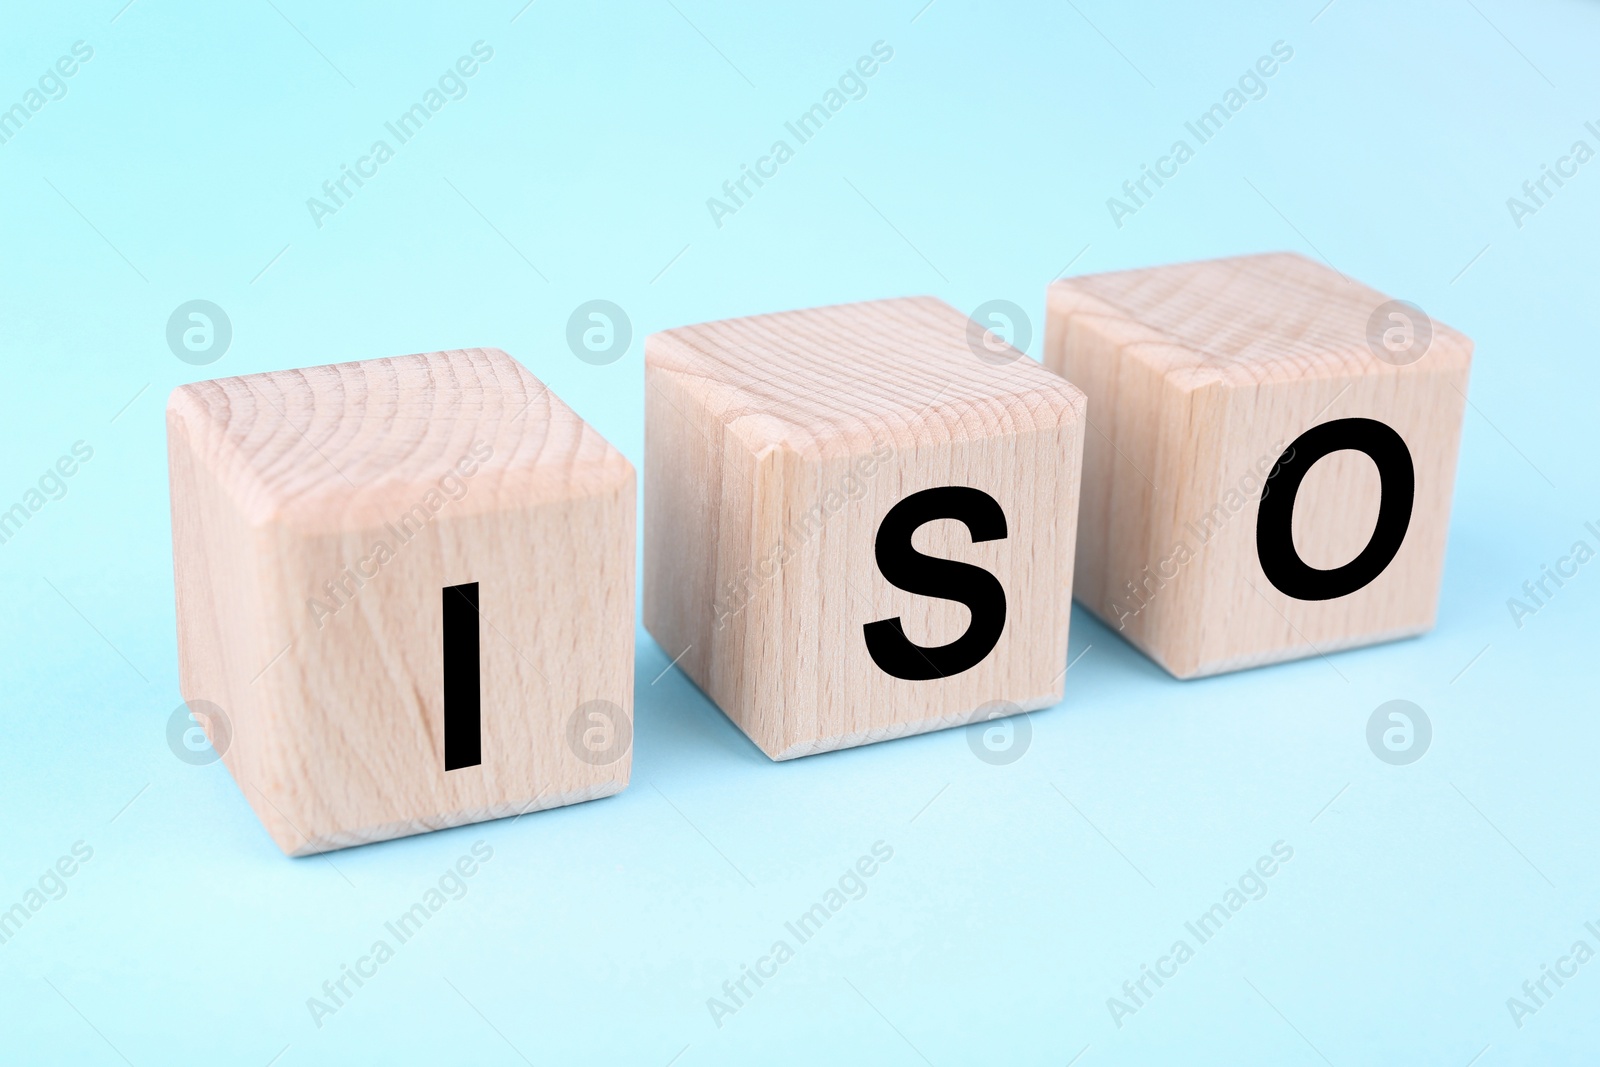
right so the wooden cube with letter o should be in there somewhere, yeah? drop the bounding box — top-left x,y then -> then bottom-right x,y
1046,253 -> 1472,678
644,297 -> 1087,759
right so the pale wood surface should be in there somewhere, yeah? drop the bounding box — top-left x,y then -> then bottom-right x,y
645,297 -> 1087,759
1046,252 -> 1472,678
168,348 -> 634,854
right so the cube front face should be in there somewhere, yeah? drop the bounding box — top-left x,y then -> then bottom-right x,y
645,298 -> 1086,759
1047,253 -> 1472,678
712,422 -> 1083,759
169,349 -> 634,855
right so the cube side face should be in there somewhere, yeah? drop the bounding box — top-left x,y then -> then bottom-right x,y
169,412 -> 281,807
255,477 -> 634,854
751,418 -> 1085,758
1047,308 -> 1217,673
1050,284 -> 1471,678
642,360 -> 769,746
1046,309 -> 1119,614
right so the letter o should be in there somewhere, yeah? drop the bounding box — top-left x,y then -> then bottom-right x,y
1255,418 -> 1414,601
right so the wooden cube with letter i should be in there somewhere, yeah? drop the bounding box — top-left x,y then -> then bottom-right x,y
644,297 -> 1087,759
166,348 -> 635,854
1045,252 -> 1473,678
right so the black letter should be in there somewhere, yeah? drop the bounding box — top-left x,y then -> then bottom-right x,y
1256,418 -> 1414,601
863,487 -> 1007,680
442,582 -> 482,769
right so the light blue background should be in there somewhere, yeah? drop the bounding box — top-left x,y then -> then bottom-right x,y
2,1 -> 1596,1063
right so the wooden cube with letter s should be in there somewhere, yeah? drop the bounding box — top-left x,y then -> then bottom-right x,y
166,348 -> 635,854
1045,253 -> 1473,678
644,297 -> 1088,759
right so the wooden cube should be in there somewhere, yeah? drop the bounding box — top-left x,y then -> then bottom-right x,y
167,348 -> 635,855
644,297 -> 1087,759
1045,253 -> 1472,678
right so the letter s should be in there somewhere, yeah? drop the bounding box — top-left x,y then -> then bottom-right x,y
863,486 -> 1006,680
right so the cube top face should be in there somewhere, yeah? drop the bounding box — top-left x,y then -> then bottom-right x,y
168,348 -> 634,854
167,347 -> 629,533
646,299 -> 1088,760
648,296 -> 1087,459
1046,254 -> 1473,679
1047,252 -> 1473,390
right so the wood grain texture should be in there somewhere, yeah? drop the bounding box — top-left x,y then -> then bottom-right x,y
645,297 -> 1087,759
1045,252 -> 1472,678
167,348 -> 634,855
